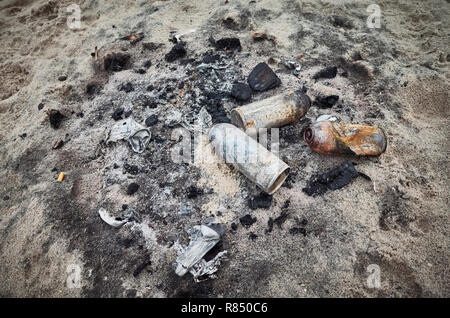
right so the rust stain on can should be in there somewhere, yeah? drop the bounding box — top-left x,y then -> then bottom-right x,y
304,120 -> 387,156
231,90 -> 311,130
246,120 -> 255,128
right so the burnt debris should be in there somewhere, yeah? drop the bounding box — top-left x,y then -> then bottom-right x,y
248,192 -> 273,210
265,217 -> 274,234
202,51 -> 220,64
274,210 -> 289,229
313,66 -> 337,80
249,232 -> 258,241
239,214 -> 257,228
231,83 -> 252,101
302,161 -> 360,196
112,108 -> 124,121
315,95 -> 339,108
134,68 -> 146,74
186,185 -> 204,199
145,115 -> 158,127
199,91 -> 230,123
230,222 -> 238,234
48,110 -> 64,129
119,82 -> 134,93
86,82 -> 102,96
289,227 -> 307,236
104,52 -> 131,72
213,37 -> 242,52
247,62 -> 281,91
126,183 -> 140,195
165,43 -> 187,62
124,164 -> 139,175
121,33 -> 145,45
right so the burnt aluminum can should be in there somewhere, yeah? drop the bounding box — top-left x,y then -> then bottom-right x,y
209,123 -> 290,194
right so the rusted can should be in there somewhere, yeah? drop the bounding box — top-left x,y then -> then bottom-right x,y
209,123 -> 290,194
230,90 -> 310,130
304,120 -> 387,156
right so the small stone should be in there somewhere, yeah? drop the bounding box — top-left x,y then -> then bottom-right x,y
231,83 -> 252,101
249,232 -> 258,241
38,103 -> 44,111
145,115 -> 158,127
58,75 -> 67,81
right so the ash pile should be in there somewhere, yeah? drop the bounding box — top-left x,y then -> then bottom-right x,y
51,24 -> 386,288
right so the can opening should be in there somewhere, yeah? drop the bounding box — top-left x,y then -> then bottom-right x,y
267,167 -> 290,194
304,127 -> 314,143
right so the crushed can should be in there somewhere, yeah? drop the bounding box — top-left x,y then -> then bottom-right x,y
304,120 -> 387,156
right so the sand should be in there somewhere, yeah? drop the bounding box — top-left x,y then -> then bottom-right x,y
0,0 -> 448,297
